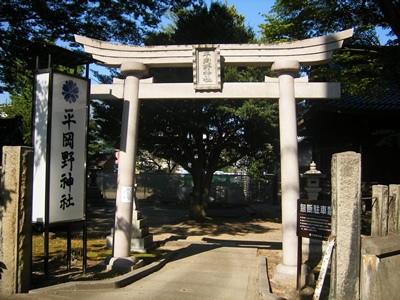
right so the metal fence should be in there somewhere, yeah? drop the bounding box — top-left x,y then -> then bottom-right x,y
96,172 -> 278,205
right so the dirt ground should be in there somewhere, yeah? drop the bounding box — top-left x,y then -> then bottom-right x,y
32,198 -> 330,299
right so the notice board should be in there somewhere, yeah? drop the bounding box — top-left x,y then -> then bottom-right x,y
297,199 -> 332,241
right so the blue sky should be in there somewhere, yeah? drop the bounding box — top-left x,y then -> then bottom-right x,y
204,0 -> 390,43
217,0 -> 275,38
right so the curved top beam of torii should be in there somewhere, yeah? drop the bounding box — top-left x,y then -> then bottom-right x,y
75,28 -> 353,68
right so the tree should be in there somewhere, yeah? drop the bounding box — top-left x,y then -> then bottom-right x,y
0,63 -> 33,144
259,0 -> 400,97
90,99 -> 123,150
0,0 -> 197,146
0,0 -> 196,93
0,61 -> 83,144
139,2 -> 279,220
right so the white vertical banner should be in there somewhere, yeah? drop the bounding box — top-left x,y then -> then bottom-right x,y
32,71 -> 89,224
32,72 -> 50,224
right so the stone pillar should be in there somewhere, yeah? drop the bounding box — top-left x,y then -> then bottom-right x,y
271,60 -> 301,284
330,151 -> 361,300
108,62 -> 148,269
0,146 -> 33,294
389,184 -> 400,233
372,185 -> 389,237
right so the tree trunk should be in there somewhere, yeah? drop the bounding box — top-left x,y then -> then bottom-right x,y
189,170 -> 212,221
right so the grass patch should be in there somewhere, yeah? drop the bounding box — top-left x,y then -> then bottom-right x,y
31,232 -> 163,290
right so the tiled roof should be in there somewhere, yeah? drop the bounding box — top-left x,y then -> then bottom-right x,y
325,89 -> 400,111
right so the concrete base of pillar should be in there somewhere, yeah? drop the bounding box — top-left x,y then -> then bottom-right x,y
106,233 -> 153,252
104,255 -> 144,271
130,235 -> 154,253
106,210 -> 154,253
106,234 -> 154,253
273,263 -> 314,288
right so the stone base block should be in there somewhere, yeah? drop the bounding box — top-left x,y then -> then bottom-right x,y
109,225 -> 149,239
111,225 -> 149,238
360,235 -> 400,300
132,210 -> 142,219
131,234 -> 153,253
105,209 -> 154,253
132,226 -> 149,237
133,218 -> 148,230
106,233 -> 153,253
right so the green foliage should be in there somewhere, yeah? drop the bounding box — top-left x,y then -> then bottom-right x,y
136,149 -> 178,174
1,61 -> 84,145
0,0 -> 196,93
0,0 -> 195,145
89,99 -> 123,151
146,1 -> 254,45
138,2 -> 279,219
260,0 -> 390,44
259,0 -> 400,97
139,98 -> 278,175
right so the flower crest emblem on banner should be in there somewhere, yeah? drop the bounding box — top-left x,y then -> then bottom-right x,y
62,80 -> 79,103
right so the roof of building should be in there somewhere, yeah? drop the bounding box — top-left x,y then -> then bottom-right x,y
325,89 -> 400,112
298,88 -> 400,136
16,40 -> 97,70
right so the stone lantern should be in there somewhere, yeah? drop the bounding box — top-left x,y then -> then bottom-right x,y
302,161 -> 327,264
303,161 -> 325,200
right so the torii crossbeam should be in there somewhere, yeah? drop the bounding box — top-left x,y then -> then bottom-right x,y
76,29 -> 353,283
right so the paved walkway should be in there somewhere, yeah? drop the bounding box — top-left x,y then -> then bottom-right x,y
5,202 -> 283,300
30,243 -> 258,299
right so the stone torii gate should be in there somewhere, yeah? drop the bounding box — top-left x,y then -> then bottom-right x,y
75,29 -> 353,282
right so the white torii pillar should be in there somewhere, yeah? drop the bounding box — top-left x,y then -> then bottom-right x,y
107,62 -> 148,269
272,60 -> 301,280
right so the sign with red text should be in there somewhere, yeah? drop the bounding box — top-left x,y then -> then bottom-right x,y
32,71 -> 89,224
297,199 -> 332,241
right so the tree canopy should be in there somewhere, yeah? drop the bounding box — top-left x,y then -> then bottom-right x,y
0,0 -> 196,93
137,2 -> 279,220
0,0 -> 198,145
145,1 -> 255,45
259,0 -> 400,97
90,2 -> 280,220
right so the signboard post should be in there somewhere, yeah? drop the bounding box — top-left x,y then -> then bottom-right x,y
296,199 -> 332,289
32,70 -> 89,275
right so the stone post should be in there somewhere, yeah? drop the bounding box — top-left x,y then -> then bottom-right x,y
330,151 -> 361,300
0,146 -> 33,294
372,185 -> 389,237
108,62 -> 148,269
388,184 -> 400,234
271,60 -> 301,284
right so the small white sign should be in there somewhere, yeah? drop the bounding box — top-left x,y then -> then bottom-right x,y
121,186 -> 133,203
